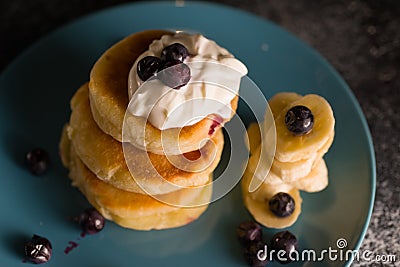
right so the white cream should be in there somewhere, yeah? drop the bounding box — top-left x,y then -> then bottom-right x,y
128,32 -> 248,130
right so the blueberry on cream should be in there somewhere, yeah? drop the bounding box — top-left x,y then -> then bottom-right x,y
136,56 -> 162,81
160,43 -> 189,62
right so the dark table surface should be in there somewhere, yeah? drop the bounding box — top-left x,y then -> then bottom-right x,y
1,1 -> 399,266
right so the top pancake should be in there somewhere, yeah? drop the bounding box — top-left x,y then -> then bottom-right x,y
89,29 -> 238,155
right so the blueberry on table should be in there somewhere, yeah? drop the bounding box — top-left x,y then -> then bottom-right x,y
237,221 -> 263,246
24,234 -> 52,264
285,105 -> 314,136
270,230 -> 298,264
25,148 -> 50,175
137,56 -> 162,81
158,60 -> 191,89
160,43 -> 189,62
78,207 -> 105,234
268,192 -> 295,217
243,241 -> 270,267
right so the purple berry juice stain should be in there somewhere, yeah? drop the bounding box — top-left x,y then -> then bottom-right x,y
64,241 -> 79,255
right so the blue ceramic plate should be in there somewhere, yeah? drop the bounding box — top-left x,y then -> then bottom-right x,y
0,2 -> 375,266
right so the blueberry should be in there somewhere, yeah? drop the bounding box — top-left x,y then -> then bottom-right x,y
78,208 -> 105,234
24,234 -> 52,264
160,43 -> 189,62
243,241 -> 270,267
270,230 -> 298,264
137,56 -> 162,81
268,192 -> 295,217
237,221 -> 263,246
158,60 -> 191,89
285,105 -> 314,136
25,148 -> 50,175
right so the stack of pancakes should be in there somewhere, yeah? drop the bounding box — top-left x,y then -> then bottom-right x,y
59,30 -> 235,230
242,92 -> 335,228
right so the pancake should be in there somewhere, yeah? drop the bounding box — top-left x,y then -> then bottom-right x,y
89,29 -> 238,155
67,83 -> 224,195
60,131 -> 212,231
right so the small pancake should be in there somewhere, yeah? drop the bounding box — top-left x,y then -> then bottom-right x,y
89,29 -> 238,155
68,84 -> 224,195
60,133 -> 211,231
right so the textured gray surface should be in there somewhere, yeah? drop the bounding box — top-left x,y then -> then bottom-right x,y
1,0 -> 399,266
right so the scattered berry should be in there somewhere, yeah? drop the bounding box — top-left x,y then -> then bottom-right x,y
237,221 -> 263,246
24,234 -> 52,264
243,241 -> 270,267
160,43 -> 189,62
268,192 -> 295,217
25,148 -> 50,175
270,230 -> 298,264
137,56 -> 162,81
285,105 -> 314,136
159,60 -> 191,89
78,208 -> 105,235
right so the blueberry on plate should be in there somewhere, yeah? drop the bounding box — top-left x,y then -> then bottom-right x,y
243,241 -> 270,267
268,192 -> 295,217
25,148 -> 50,175
24,234 -> 52,264
160,43 -> 189,62
237,221 -> 263,246
285,105 -> 314,136
137,56 -> 162,81
270,230 -> 298,264
158,60 -> 191,89
78,207 -> 105,234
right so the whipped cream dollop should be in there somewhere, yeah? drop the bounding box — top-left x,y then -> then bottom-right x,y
128,32 -> 248,130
